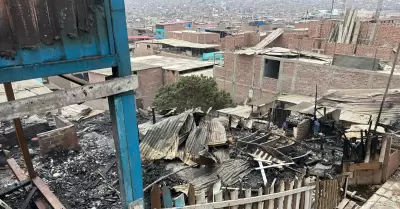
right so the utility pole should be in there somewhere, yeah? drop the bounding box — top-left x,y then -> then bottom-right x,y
374,43 -> 400,133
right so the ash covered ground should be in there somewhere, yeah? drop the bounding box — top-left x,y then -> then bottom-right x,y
1,111 -> 344,208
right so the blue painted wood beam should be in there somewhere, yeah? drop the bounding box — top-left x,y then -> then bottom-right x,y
107,0 -> 144,208
0,55 -> 117,83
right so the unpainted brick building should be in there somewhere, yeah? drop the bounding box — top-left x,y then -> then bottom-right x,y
268,20 -> 398,61
37,115 -> 79,155
220,31 -> 261,51
215,52 -> 400,104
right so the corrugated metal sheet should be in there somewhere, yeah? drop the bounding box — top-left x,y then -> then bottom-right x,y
140,111 -> 191,160
189,159 -> 252,192
212,149 -> 230,163
206,119 -> 227,146
319,89 -> 400,126
0,0 -> 109,65
140,110 -> 229,163
217,105 -> 253,119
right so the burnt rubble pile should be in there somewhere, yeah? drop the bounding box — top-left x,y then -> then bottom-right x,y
138,107 -> 346,197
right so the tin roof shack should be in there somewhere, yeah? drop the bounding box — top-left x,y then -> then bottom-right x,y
88,56 -> 215,109
134,39 -> 219,59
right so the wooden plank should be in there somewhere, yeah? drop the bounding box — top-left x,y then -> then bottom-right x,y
278,181 -> 285,209
20,187 -> 38,209
254,28 -> 284,49
314,178 -> 320,209
348,162 -> 381,171
300,180 -> 305,209
263,184 -> 269,209
286,181 -> 294,209
336,199 -> 350,209
169,186 -> 315,209
196,192 -> 206,205
351,21 -> 361,44
0,75 -> 137,121
215,190 -> 223,202
6,159 -> 47,209
151,184 -> 161,209
258,161 -> 268,186
304,179 -> 311,209
342,177 -> 348,202
294,179 -> 301,209
365,134 -> 372,163
257,187 -> 264,209
329,180 -> 334,209
344,201 -> 356,209
267,180 -> 275,209
230,190 -> 239,209
255,163 -> 295,170
32,177 -> 66,209
162,185 -> 173,208
379,136 -> 388,163
382,136 -> 393,182
0,199 -> 12,209
283,181 -> 289,209
207,184 -> 215,203
345,10 -> 357,44
245,188 -> 252,209
188,184 -> 196,205
0,179 -> 31,196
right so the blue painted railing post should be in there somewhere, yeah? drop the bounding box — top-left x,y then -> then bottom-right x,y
107,0 -> 144,208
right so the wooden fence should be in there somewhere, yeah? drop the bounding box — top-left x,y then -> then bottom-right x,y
150,177 -> 316,209
314,178 -> 342,209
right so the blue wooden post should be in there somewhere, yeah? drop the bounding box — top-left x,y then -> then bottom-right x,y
108,0 -> 144,208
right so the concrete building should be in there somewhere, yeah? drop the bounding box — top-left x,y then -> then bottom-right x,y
214,48 -> 400,104
268,19 -> 398,61
134,39 -> 220,59
166,30 -> 221,44
155,21 -> 191,39
89,55 -> 215,109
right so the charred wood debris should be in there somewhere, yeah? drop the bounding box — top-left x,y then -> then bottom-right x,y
0,99 -> 394,208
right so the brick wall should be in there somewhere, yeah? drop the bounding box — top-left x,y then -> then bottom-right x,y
38,116 -> 78,155
164,24 -> 187,33
134,42 -> 160,57
166,31 -> 220,44
136,67 -> 164,108
374,23 -> 400,46
221,32 -> 259,51
274,21 -> 398,61
216,52 -> 400,104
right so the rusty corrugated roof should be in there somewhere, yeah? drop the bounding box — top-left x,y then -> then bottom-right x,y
140,111 -> 191,160
206,119 -> 227,146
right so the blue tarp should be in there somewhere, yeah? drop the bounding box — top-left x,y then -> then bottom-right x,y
155,28 -> 165,39
201,52 -> 223,61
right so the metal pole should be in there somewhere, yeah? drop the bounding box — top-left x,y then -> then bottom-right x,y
152,107 -> 156,124
59,74 -> 89,86
374,42 -> 400,132
314,84 -> 318,121
3,82 -> 36,179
